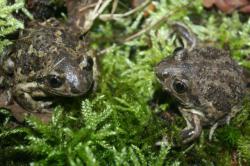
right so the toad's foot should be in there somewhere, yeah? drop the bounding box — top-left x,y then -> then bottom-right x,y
180,114 -> 202,144
15,92 -> 52,112
13,82 -> 52,112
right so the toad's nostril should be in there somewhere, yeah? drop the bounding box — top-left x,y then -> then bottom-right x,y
156,68 -> 169,81
162,71 -> 169,78
86,56 -> 93,70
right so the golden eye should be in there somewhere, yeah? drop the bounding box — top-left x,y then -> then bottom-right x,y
173,80 -> 187,93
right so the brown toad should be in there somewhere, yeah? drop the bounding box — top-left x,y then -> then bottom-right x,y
155,23 -> 249,144
0,18 -> 96,112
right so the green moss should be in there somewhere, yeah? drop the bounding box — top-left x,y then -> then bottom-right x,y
0,0 -> 250,165
0,0 -> 31,53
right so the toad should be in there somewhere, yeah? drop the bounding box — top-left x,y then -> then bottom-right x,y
0,18 -> 96,112
155,23 -> 249,144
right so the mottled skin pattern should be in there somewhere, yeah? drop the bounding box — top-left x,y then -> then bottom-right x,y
155,23 -> 249,144
0,19 -> 95,112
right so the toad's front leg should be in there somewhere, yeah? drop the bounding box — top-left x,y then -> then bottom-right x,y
179,108 -> 203,144
13,82 -> 52,112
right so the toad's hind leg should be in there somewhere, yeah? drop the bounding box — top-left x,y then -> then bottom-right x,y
171,22 -> 198,50
13,82 -> 52,112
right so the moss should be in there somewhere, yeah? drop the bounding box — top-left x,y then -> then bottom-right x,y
0,0 -> 32,53
0,0 -> 250,165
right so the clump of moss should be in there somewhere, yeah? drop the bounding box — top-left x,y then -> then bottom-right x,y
0,0 -> 32,53
0,0 -> 250,165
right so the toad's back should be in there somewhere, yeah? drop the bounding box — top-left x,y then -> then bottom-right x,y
11,24 -> 82,77
188,47 -> 245,112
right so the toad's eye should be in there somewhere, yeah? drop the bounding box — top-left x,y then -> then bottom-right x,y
47,75 -> 64,88
173,80 -> 187,93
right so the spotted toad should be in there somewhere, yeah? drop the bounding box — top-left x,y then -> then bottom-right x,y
155,23 -> 249,144
0,19 -> 96,112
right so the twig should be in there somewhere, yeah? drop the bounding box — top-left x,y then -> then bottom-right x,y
83,0 -> 113,33
98,44 -> 116,56
124,2 -> 192,42
79,3 -> 98,13
97,2 -> 193,56
111,0 -> 118,14
99,0 -> 151,21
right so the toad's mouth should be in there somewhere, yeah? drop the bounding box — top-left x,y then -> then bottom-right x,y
167,91 -> 194,109
43,80 -> 95,97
